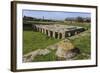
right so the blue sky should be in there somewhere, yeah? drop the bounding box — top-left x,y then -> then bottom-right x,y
23,10 -> 91,20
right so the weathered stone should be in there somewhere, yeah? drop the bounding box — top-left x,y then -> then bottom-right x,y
57,39 -> 74,51
55,39 -> 79,59
23,49 -> 41,62
32,24 -> 85,39
65,48 -> 80,59
23,49 -> 51,62
38,49 -> 50,55
23,39 -> 80,62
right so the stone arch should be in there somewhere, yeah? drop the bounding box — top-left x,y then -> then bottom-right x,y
71,30 -> 75,36
59,33 -> 62,39
50,31 -> 53,37
65,31 -> 71,37
46,30 -> 48,35
55,32 -> 58,38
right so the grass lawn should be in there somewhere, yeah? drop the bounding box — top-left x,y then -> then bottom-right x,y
61,22 -> 90,30
64,22 -> 91,60
23,30 -> 61,54
68,30 -> 91,60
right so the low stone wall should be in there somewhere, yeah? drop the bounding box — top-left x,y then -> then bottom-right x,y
32,24 -> 85,39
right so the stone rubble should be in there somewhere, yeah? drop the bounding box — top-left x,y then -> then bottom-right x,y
23,39 -> 80,62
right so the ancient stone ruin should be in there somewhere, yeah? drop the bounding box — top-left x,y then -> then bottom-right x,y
23,24 -> 85,62
23,39 -> 80,62
32,24 -> 85,39
55,39 -> 80,60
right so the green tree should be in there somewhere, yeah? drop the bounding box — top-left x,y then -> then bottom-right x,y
76,16 -> 84,22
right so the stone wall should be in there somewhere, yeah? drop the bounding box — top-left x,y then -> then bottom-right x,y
32,24 -> 85,39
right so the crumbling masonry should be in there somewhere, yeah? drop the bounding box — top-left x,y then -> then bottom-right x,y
32,24 -> 85,39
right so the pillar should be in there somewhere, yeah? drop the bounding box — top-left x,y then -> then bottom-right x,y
44,29 -> 47,34
75,31 -> 78,35
68,32 -> 71,37
62,32 -> 65,39
53,32 -> 55,38
42,29 -> 45,34
42,28 -> 44,33
48,30 -> 51,37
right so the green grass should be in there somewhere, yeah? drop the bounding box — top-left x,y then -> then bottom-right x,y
23,21 -> 91,60
69,30 -> 91,60
33,49 -> 57,62
65,22 -> 91,60
60,22 -> 90,29
23,21 -> 58,25
23,30 -> 61,54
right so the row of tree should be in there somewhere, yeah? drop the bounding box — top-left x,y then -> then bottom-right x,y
23,16 -> 91,23
65,17 -> 91,22
23,16 -> 57,22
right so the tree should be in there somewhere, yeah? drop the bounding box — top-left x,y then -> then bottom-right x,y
76,16 -> 84,22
